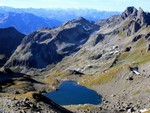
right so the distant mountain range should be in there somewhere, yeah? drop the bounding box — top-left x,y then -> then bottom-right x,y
0,12 -> 61,34
0,7 -> 119,34
0,6 -> 120,21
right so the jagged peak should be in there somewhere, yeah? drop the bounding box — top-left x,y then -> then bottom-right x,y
137,7 -> 145,18
138,7 -> 144,13
71,17 -> 89,23
137,7 -> 144,16
122,6 -> 138,18
61,17 -> 93,29
75,17 -> 87,21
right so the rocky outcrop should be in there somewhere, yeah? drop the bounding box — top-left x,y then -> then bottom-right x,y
132,34 -> 142,42
148,44 -> 150,51
0,92 -> 73,113
68,69 -> 84,75
120,7 -> 150,26
121,6 -> 138,19
97,7 -> 150,37
89,54 -> 102,60
125,46 -> 132,52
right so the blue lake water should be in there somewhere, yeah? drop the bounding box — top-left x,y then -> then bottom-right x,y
45,81 -> 102,105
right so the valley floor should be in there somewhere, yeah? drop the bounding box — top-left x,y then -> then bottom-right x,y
1,67 -> 150,113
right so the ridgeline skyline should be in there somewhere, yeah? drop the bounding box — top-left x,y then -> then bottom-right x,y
0,0 -> 149,11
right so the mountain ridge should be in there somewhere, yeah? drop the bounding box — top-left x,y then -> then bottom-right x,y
0,27 -> 25,67
1,6 -> 150,112
0,6 -> 120,21
4,17 -> 99,70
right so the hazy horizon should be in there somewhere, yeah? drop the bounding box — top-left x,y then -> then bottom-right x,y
0,0 -> 149,11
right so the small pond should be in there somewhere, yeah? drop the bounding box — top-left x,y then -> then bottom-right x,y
45,81 -> 102,105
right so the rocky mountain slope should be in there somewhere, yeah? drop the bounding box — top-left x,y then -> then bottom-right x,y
50,7 -> 150,112
1,6 -> 150,113
0,91 -> 72,113
40,6 -> 150,112
4,17 -> 99,70
0,27 -> 25,67
0,12 -> 61,34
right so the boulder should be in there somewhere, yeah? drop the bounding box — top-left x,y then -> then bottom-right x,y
125,47 -> 131,52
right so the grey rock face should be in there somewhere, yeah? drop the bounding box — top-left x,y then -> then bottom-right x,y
5,17 -> 99,69
97,6 -> 150,35
122,6 -> 138,18
132,35 -> 142,42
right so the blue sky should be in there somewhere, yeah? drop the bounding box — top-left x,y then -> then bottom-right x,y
0,0 -> 150,11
